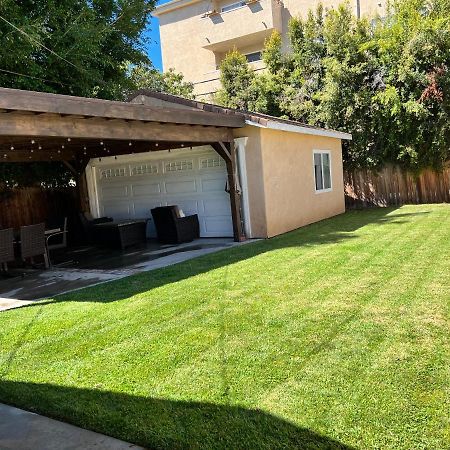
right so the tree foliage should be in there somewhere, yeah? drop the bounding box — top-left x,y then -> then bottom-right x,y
128,64 -> 194,98
216,0 -> 450,170
0,0 -> 155,99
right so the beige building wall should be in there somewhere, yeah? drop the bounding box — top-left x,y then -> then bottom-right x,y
155,0 -> 386,99
233,126 -> 345,238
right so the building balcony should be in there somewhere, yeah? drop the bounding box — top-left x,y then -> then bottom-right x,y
200,0 -> 283,52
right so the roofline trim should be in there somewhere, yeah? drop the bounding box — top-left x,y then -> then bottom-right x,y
245,120 -> 353,140
153,0 -> 201,16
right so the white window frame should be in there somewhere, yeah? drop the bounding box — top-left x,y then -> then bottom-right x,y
220,1 -> 247,13
313,150 -> 333,193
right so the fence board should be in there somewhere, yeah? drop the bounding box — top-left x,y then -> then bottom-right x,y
344,164 -> 450,208
0,187 -> 77,229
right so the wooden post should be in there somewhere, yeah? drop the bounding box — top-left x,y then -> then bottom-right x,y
211,142 -> 245,242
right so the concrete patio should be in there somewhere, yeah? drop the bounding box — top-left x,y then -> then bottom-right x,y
0,238 -> 239,311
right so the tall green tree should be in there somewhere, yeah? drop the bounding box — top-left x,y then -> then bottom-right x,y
215,48 -> 256,110
217,0 -> 450,170
0,0 -> 154,99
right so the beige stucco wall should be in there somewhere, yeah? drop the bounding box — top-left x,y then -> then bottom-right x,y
233,126 -> 345,238
156,0 -> 385,98
261,129 -> 345,238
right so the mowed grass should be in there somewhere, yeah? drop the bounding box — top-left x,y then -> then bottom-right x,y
0,205 -> 449,450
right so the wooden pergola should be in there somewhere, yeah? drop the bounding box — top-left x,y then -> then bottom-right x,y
0,88 -> 246,241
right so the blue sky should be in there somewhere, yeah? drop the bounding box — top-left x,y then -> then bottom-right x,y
143,0 -> 172,71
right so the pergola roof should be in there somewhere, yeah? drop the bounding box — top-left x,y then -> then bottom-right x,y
0,88 -> 245,164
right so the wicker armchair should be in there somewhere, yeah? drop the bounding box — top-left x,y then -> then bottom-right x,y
151,206 -> 200,244
20,223 -> 49,269
0,228 -> 14,271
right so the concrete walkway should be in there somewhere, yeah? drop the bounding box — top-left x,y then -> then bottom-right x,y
0,403 -> 144,450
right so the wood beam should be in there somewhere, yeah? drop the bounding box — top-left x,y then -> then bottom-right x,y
0,87 -> 245,128
212,142 -> 244,242
0,113 -> 235,143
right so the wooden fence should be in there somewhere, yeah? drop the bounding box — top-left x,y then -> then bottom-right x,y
344,164 -> 450,208
0,187 -> 77,229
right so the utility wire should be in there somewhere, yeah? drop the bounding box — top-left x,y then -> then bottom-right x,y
0,14 -> 112,88
0,14 -> 82,72
0,68 -> 73,87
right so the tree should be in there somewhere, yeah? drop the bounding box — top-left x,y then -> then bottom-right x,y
216,0 -> 450,170
128,64 -> 194,98
215,49 -> 256,110
0,0 -> 154,100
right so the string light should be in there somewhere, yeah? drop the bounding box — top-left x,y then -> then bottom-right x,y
128,142 -> 132,146
100,141 -> 104,146
155,143 -> 159,147
10,146 -> 14,150
67,137 -> 71,142
38,145 -> 42,150
31,139 -> 35,144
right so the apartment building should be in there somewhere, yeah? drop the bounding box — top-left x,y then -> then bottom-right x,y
153,0 -> 385,99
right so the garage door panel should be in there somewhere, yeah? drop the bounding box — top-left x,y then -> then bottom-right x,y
202,198 -> 231,215
133,201 -> 163,216
131,182 -> 161,196
165,180 -> 197,194
201,177 -> 226,193
101,185 -> 128,198
203,216 -> 233,235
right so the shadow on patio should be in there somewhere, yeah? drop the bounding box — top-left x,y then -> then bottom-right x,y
0,380 -> 355,450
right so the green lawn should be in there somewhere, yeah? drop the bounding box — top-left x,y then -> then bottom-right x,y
0,205 -> 449,449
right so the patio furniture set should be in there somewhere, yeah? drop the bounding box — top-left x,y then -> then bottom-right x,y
0,206 -> 200,276
0,219 -> 68,274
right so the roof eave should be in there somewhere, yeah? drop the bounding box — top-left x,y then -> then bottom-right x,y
245,120 -> 352,140
153,0 -> 201,16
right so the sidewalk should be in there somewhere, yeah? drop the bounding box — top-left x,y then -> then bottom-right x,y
0,403 -> 144,450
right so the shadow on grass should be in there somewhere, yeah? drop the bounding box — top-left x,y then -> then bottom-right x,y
0,380 -> 354,450
17,207 -> 432,306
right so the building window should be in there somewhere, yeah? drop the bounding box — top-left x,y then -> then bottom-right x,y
221,1 -> 247,13
165,160 -> 193,172
245,51 -> 262,63
313,151 -> 332,192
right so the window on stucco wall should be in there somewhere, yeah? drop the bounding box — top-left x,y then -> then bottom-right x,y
313,150 -> 332,192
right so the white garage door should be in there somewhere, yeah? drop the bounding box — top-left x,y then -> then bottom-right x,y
89,146 -> 233,238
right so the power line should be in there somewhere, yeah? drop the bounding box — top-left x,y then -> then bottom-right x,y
0,14 -> 113,88
0,68 -> 73,87
0,14 -> 84,73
